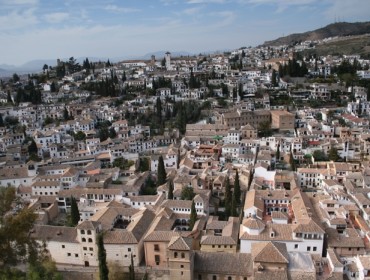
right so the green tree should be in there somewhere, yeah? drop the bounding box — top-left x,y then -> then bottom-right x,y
97,233 -> 109,280
139,157 -> 150,172
189,200 -> 197,230
0,206 -> 37,266
28,139 -> 38,156
12,73 -> 20,83
289,152 -> 296,171
129,254 -> 135,280
224,177 -> 232,218
63,107 -> 69,121
181,187 -> 195,200
276,145 -> 280,161
328,147 -> 340,162
168,180 -> 174,200
231,192 -> 238,217
156,97 -> 162,123
69,196 -> 80,227
258,121 -> 272,137
233,171 -> 241,205
313,150 -> 328,162
108,127 -> 117,139
0,114 -> 4,127
141,176 -> 157,195
98,127 -> 110,142
271,69 -> 278,87
6,91 -> 12,103
157,156 -> 167,186
73,131 -> 86,141
50,82 -> 56,93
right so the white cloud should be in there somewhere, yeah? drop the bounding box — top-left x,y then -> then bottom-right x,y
44,12 -> 69,23
187,0 -> 227,3
0,8 -> 38,31
211,11 -> 236,27
239,0 -> 317,12
0,0 -> 38,5
104,4 -> 140,13
183,6 -> 203,15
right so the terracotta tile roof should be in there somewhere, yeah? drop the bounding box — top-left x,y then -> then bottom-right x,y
242,217 -> 265,230
76,220 -> 100,230
254,271 -> 288,280
168,236 -> 192,251
194,251 -> 252,276
327,248 -> 343,268
327,228 -> 365,248
251,241 -> 289,264
144,231 -> 179,242
30,225 -> 78,243
103,230 -> 137,244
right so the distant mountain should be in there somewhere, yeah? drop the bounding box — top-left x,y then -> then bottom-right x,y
263,21 -> 370,46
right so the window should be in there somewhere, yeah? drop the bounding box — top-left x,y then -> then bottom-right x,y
155,255 -> 160,265
128,248 -> 131,252
174,252 -> 178,258
81,230 -> 85,234
294,244 -> 298,249
87,230 -> 92,235
313,247 -> 317,252
228,277 -> 232,280
88,238 -> 93,243
307,246 -> 311,251
62,245 -> 65,248
82,238 -> 86,242
67,253 -> 71,256
180,265 -> 184,268
83,247 -> 87,251
154,244 -> 160,251
213,276 -> 217,280
89,247 -> 93,251
75,254 -> 79,257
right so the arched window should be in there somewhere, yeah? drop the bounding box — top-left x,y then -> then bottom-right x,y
88,238 -> 93,243
87,230 -> 92,235
181,252 -> 185,258
82,238 -> 86,242
174,252 -> 178,258
81,230 -> 85,234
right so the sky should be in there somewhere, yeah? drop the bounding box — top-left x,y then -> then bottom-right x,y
1,0 -> 370,65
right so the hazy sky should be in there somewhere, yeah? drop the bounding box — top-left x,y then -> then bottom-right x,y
1,0 -> 370,65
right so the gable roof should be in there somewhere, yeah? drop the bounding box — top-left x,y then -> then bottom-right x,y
168,236 -> 192,251
251,242 -> 289,264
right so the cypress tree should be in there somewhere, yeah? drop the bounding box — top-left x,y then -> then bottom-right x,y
231,191 -> 238,217
97,233 -> 109,280
157,156 -> 167,186
70,196 -> 80,226
129,253 -> 135,280
63,106 -> 69,121
224,177 -> 232,219
168,180 -> 174,200
28,139 -> 38,156
234,171 -> 241,205
189,200 -> 197,230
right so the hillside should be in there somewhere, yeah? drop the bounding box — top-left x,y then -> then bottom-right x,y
263,21 -> 370,46
302,34 -> 370,58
